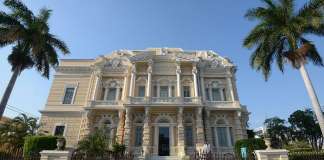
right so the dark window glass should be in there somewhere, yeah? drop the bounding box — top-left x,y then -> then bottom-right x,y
205,88 -> 210,101
185,126 -> 194,146
54,125 -> 65,136
135,126 -> 143,146
63,88 -> 75,104
138,86 -> 145,97
107,88 -> 117,100
160,86 -> 169,97
183,86 -> 190,97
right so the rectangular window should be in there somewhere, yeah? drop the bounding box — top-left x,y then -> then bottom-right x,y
171,86 -> 175,97
100,88 -> 106,100
205,88 -> 210,101
118,88 -> 123,100
54,125 -> 65,136
160,86 -> 169,97
229,127 -> 234,146
107,88 -> 117,100
153,86 -> 157,97
222,88 -> 227,101
63,87 -> 75,104
185,126 -> 194,146
183,86 -> 190,97
138,86 -> 145,97
211,127 -> 216,146
212,88 -> 222,101
217,127 -> 229,147
135,126 -> 143,146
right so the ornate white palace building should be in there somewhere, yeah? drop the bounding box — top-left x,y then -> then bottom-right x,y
39,48 -> 248,159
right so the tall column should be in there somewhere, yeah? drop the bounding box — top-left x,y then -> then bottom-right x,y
196,107 -> 205,150
122,76 -> 128,101
192,64 -> 199,97
201,77 -> 206,101
177,107 -> 185,157
154,126 -> 159,156
92,70 -> 102,101
234,111 -> 244,140
176,63 -> 182,97
142,107 -> 151,158
116,87 -> 120,101
116,109 -> 125,143
129,63 -> 136,97
226,76 -> 235,102
78,110 -> 93,140
146,61 -> 153,97
205,109 -> 213,147
124,107 -> 132,150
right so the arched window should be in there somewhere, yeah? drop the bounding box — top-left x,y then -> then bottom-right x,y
134,117 -> 144,147
212,118 -> 234,147
205,81 -> 227,101
184,117 -> 194,147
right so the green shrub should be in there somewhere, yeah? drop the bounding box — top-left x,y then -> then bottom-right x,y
235,138 -> 267,160
289,151 -> 324,160
112,143 -> 126,153
23,136 -> 62,159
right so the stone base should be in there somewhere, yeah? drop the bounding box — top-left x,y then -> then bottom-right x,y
40,150 -> 72,160
254,149 -> 288,160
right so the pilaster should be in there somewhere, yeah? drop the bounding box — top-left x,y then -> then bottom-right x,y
124,107 -> 132,150
142,107 -> 151,158
192,63 -> 199,97
177,107 -> 185,157
129,63 -> 136,97
234,111 -> 244,140
116,109 -> 125,144
176,63 -> 182,97
196,107 -> 205,150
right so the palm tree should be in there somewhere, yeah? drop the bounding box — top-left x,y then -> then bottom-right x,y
0,0 -> 69,118
244,0 -> 324,135
0,114 -> 39,150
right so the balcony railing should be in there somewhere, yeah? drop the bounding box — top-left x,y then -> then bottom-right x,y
127,97 -> 202,105
205,101 -> 240,108
88,100 -> 123,107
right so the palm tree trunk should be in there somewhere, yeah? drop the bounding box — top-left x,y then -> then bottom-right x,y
299,63 -> 324,136
0,67 -> 20,118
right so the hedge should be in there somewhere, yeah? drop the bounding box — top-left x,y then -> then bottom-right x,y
23,136 -> 63,159
235,138 -> 267,160
289,152 -> 324,160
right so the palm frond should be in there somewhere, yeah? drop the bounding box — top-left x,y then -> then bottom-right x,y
46,34 -> 70,54
38,8 -> 52,23
4,0 -> 34,23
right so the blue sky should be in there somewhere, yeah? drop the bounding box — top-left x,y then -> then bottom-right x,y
0,0 -> 323,128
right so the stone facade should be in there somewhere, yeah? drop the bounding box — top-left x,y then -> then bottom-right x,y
39,48 -> 249,159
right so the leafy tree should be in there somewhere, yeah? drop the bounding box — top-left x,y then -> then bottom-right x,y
0,0 -> 70,118
77,129 -> 110,156
0,114 -> 39,150
264,117 -> 289,148
288,109 -> 323,150
244,0 -> 324,135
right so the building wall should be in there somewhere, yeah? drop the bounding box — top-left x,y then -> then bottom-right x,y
39,112 -> 82,147
39,48 -> 248,156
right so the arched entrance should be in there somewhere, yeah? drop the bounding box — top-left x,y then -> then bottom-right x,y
153,115 -> 176,156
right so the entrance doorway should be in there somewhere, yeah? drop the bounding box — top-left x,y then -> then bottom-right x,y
158,127 -> 170,156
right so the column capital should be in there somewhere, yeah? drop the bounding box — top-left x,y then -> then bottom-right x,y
131,63 -> 136,74
192,66 -> 198,75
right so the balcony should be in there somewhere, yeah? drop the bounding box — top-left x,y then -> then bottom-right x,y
88,100 -> 123,108
205,100 -> 241,109
127,97 -> 202,105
